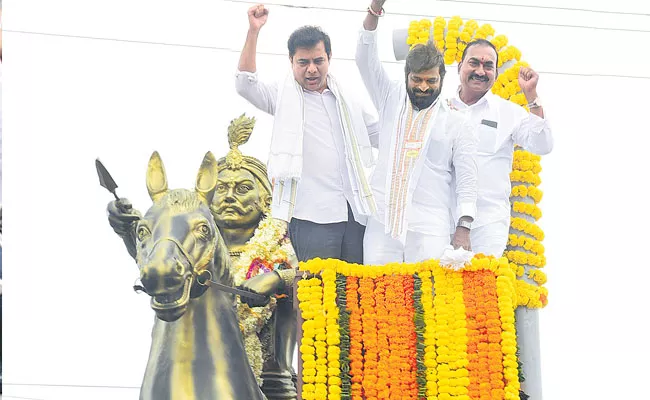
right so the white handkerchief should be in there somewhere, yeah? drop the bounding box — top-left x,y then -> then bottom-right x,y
439,245 -> 475,270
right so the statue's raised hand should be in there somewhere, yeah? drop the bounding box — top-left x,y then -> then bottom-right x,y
107,198 -> 142,238
247,4 -> 269,32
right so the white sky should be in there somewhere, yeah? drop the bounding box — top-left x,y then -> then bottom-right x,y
3,0 -> 650,399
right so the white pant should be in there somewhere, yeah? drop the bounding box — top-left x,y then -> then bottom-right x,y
470,220 -> 510,257
363,217 -> 450,264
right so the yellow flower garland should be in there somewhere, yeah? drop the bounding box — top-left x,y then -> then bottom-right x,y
297,256 -> 521,398
510,217 -> 545,241
507,234 -> 545,256
495,261 -> 520,398
297,276 -> 323,400
504,250 -> 546,268
511,185 -> 543,203
512,201 -> 542,220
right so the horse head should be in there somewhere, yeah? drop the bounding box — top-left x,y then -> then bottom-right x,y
134,151 -> 231,322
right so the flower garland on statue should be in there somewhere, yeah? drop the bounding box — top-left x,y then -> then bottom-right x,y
297,257 -> 521,400
231,216 -> 295,385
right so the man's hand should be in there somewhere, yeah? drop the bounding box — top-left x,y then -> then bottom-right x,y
247,4 -> 269,32
107,198 -> 141,237
364,0 -> 386,30
519,67 -> 539,99
239,271 -> 283,307
371,0 -> 386,12
451,227 -> 471,251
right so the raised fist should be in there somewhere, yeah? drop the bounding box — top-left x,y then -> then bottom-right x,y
518,67 -> 539,95
247,4 -> 269,31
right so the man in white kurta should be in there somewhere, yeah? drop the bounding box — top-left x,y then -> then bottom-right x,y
450,39 -> 553,257
356,3 -> 478,264
235,4 -> 379,265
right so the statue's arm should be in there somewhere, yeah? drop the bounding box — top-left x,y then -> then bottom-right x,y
107,198 -> 142,260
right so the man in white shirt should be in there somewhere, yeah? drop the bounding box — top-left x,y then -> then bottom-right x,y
356,0 -> 478,264
235,4 -> 379,264
450,39 -> 554,257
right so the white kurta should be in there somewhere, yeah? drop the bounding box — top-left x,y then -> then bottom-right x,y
356,28 -> 478,262
450,89 -> 554,256
235,70 -> 379,225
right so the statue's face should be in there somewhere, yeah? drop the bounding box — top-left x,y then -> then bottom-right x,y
211,169 -> 265,230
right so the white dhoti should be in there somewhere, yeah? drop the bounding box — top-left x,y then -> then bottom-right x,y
363,217 -> 450,264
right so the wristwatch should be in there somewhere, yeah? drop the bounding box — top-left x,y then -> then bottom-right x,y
457,220 -> 472,230
527,97 -> 542,109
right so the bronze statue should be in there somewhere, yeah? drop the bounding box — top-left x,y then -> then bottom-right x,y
130,150 -> 266,400
106,115 -> 298,399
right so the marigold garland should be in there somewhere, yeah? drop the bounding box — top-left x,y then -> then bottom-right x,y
359,277 -> 379,398
346,276 -> 363,400
413,276 -> 427,399
373,276 -> 390,398
510,185 -> 543,204
512,201 -> 542,221
297,276 -> 323,400
504,250 -> 546,268
323,269 -> 342,400
510,170 -> 541,186
336,274 -> 352,399
297,257 -> 524,399
510,217 -> 545,241
507,234 -> 545,256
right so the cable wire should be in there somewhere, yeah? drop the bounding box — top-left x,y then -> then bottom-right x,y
6,29 -> 650,80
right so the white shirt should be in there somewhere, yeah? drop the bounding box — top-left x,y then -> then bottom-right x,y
450,89 -> 554,228
235,70 -> 379,225
356,29 -> 478,236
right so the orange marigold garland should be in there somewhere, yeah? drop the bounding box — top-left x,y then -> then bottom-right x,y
401,275 -> 419,398
347,276 -> 364,400
297,257 -> 522,400
374,276 -> 391,398
359,277 -> 379,398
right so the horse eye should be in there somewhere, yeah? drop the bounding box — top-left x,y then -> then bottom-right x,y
197,224 -> 210,236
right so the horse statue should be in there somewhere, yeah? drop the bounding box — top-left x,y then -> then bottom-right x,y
133,150 -> 267,400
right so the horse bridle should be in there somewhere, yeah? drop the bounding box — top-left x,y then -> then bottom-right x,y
133,235 -> 267,302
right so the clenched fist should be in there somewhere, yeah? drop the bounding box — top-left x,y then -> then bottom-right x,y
247,4 -> 269,32
518,67 -> 539,97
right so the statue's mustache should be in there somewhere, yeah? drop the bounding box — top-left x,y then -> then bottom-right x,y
214,203 -> 256,214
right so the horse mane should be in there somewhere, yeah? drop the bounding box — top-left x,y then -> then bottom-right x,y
159,189 -> 203,213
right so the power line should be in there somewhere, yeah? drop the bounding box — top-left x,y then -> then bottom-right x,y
3,382 -> 139,389
6,29 -> 650,80
434,0 -> 650,17
221,0 -> 650,33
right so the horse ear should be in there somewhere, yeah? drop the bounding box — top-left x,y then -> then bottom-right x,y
196,151 -> 219,204
146,151 -> 168,202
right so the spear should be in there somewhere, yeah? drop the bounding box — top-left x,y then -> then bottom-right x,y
95,158 -> 120,200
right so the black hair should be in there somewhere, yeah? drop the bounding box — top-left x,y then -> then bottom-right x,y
405,41 -> 446,81
287,26 -> 332,59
